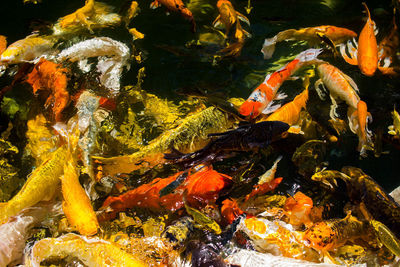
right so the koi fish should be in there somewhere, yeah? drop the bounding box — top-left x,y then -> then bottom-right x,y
93,106 -> 234,178
25,233 -> 146,267
340,3 -> 378,76
98,165 -> 232,221
239,216 -> 319,262
348,100 -> 373,157
59,0 -> 96,30
0,146 -> 67,224
341,167 -> 400,239
261,86 -> 308,126
0,203 -> 61,267
57,37 -> 130,96
262,25 -> 356,59
284,191 -> 313,227
213,0 -> 250,56
239,48 -> 321,118
150,0 -> 196,32
164,121 -> 289,168
0,35 -> 54,64
303,213 -> 367,251
221,199 -> 245,225
26,58 -> 70,122
61,155 -> 99,236
53,0 -> 120,35
0,36 -> 6,55
315,63 -> 373,156
388,107 -> 400,136
315,62 -> 360,120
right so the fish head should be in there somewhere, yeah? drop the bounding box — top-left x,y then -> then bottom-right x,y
0,46 -> 21,64
268,120 -> 290,139
303,222 -> 336,250
360,61 -> 377,76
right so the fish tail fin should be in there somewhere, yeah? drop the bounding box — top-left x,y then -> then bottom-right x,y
236,11 -> 250,26
164,148 -> 207,169
261,35 -> 277,59
239,100 -> 264,118
362,2 -> 371,20
212,15 -> 222,28
347,106 -> 359,134
164,147 -> 186,160
296,48 -> 323,63
92,154 -> 146,180
261,29 -> 299,59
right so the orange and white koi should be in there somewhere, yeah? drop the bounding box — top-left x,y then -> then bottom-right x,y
150,0 -> 196,32
316,63 -> 373,156
239,48 -> 321,118
315,62 -> 360,119
0,35 -> 54,64
340,3 -> 378,76
262,25 -> 357,59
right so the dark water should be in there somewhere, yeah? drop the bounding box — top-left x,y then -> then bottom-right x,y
1,0 -> 399,192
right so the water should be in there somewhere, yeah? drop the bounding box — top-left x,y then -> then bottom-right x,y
0,0 -> 400,265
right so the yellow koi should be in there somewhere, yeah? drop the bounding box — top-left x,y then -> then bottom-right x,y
0,146 -> 66,224
388,107 -> 400,136
93,106 -> 235,178
0,35 -> 54,64
55,0 -> 121,34
25,233 -> 146,267
61,155 -> 99,236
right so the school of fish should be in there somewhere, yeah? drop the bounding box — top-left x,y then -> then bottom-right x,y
0,0 -> 399,266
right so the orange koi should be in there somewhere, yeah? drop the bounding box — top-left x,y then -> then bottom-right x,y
303,213 -> 366,251
221,199 -> 245,225
25,58 -> 70,122
262,88 -> 308,126
340,3 -> 378,76
150,0 -> 196,32
315,62 -> 360,119
98,165 -> 232,221
348,100 -> 373,157
239,48 -> 321,118
0,36 -> 6,55
284,191 -> 313,227
213,0 -> 250,56
262,25 -> 357,59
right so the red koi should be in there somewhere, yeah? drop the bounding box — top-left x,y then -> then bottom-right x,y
98,165 -> 232,221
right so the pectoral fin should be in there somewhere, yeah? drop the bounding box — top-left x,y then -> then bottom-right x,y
236,11 -> 250,26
